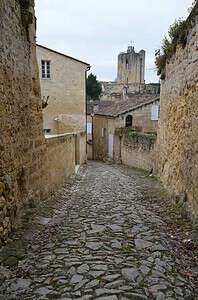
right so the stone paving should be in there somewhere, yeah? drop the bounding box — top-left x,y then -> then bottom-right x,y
0,162 -> 197,299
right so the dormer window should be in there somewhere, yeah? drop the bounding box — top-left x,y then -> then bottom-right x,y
41,60 -> 51,79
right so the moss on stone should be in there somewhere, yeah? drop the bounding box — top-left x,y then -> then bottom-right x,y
2,256 -> 19,267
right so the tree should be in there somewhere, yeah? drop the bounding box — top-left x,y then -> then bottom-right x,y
86,73 -> 102,101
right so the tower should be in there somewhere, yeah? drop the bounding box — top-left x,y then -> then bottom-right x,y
117,46 -> 145,85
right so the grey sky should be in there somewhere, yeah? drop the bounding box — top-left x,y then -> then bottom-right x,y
35,0 -> 193,83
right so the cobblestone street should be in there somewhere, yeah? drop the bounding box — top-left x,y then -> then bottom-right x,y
0,162 -> 197,299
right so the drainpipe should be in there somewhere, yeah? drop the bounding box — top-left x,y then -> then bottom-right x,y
85,65 -> 91,157
91,113 -> 95,160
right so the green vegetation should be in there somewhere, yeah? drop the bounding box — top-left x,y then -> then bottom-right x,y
86,73 -> 102,101
115,127 -> 157,142
155,1 -> 197,79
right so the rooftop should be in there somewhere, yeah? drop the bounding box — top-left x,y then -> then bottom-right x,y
91,95 -> 160,117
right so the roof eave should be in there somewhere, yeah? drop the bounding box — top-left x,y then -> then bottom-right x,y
37,44 -> 90,67
117,97 -> 160,117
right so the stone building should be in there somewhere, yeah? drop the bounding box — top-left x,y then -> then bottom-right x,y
157,3 -> 198,220
92,95 -> 159,160
100,47 -> 160,101
36,45 -> 90,135
86,100 -> 112,159
117,46 -> 145,85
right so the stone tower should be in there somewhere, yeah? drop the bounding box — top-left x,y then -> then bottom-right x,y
117,46 -> 145,85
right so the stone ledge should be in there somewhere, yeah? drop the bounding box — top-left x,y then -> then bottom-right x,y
45,133 -> 76,140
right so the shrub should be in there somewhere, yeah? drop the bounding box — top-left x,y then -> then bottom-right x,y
155,1 -> 197,79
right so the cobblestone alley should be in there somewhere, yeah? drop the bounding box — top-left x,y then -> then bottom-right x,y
0,162 -> 197,299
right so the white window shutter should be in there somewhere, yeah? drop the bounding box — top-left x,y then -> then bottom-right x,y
151,105 -> 159,121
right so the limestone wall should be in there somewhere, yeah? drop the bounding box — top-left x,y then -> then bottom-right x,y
157,12 -> 198,219
117,47 -> 145,84
75,132 -> 87,165
93,116 -> 108,160
44,134 -> 76,195
122,101 -> 159,133
100,82 -> 145,101
36,45 -> 88,134
114,133 -> 156,171
0,0 -> 46,243
0,1 -> 87,245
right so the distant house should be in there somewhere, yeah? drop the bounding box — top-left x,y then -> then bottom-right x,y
86,100 -> 112,159
92,95 -> 160,160
36,44 -> 90,135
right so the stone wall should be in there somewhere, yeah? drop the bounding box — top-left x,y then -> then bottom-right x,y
93,116 -> 108,160
123,101 -> 159,133
0,1 -> 87,245
44,134 -> 76,195
100,82 -> 145,101
157,9 -> 198,219
36,45 -> 88,134
0,0 -> 46,244
114,133 -> 156,171
117,47 -> 145,85
75,132 -> 87,165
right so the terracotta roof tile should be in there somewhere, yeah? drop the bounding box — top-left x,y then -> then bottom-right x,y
94,95 -> 160,117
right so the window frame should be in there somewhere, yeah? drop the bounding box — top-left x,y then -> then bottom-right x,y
41,60 -> 51,79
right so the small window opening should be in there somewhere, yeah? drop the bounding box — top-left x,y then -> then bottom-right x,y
43,128 -> 51,134
41,60 -> 51,79
125,115 -> 133,127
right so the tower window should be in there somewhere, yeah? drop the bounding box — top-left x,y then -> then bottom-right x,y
41,60 -> 51,79
126,58 -> 129,69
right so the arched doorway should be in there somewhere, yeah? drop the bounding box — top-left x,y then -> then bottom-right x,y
125,115 -> 133,127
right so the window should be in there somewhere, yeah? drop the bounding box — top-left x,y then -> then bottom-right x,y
126,58 -> 129,69
41,60 -> 51,79
43,128 -> 51,134
125,115 -> 133,127
151,105 -> 160,121
102,128 -> 107,137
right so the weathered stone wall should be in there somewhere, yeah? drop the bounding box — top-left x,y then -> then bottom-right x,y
123,101 -> 159,133
75,132 -> 87,165
0,1 -> 87,245
93,116 -> 108,160
87,143 -> 93,160
117,47 -> 145,84
114,133 -> 156,171
36,45 -> 88,135
44,134 -> 76,195
0,0 -> 46,243
157,11 -> 198,219
100,83 -> 160,101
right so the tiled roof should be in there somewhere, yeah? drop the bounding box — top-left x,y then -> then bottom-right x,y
94,95 -> 160,117
87,100 -> 113,115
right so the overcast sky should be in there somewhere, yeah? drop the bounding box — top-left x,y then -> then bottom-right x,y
35,0 -> 192,83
